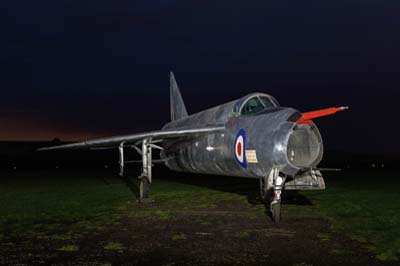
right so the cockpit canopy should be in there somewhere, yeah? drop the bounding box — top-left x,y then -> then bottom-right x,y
234,93 -> 279,116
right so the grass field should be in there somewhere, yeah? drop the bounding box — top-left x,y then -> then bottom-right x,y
0,166 -> 399,264
303,169 -> 400,261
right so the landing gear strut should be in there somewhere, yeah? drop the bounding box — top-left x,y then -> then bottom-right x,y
260,168 -> 285,223
118,139 -> 155,203
139,139 -> 153,203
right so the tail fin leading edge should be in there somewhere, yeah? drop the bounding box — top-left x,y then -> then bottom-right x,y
170,72 -> 188,121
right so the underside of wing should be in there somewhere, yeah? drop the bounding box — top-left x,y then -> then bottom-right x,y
37,126 -> 225,151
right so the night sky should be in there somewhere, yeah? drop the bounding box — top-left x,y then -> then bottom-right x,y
1,0 -> 399,156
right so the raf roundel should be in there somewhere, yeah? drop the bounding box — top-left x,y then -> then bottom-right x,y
234,129 -> 247,168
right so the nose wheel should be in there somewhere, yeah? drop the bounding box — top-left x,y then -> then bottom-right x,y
271,201 -> 281,223
260,168 -> 285,223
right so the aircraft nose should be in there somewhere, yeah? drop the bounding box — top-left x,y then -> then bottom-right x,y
286,123 -> 323,170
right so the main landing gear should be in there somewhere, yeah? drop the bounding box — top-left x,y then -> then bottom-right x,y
119,139 -> 160,203
139,139 -> 153,203
260,168 -> 285,223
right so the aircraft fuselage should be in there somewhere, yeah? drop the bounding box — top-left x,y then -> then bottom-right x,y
161,93 -> 323,179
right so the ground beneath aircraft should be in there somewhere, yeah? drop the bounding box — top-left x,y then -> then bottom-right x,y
0,210 -> 389,266
0,167 -> 398,266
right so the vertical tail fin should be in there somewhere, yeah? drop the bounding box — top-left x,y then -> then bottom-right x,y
170,72 -> 188,121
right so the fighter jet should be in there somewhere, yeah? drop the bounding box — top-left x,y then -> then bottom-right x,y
39,72 -> 348,222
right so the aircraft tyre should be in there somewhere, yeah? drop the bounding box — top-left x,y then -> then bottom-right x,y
271,202 -> 281,223
259,182 -> 268,203
139,176 -> 151,202
260,189 -> 271,204
259,176 -> 273,203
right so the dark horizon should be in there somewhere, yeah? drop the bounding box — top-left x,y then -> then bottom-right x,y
1,0 -> 399,156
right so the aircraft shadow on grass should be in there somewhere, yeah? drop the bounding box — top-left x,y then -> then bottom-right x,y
118,165 -> 313,213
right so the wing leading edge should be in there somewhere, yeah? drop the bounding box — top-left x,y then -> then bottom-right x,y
38,126 -> 225,151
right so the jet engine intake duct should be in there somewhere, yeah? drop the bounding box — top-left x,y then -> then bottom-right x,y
286,124 -> 323,169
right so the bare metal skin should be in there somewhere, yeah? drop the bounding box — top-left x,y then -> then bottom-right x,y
162,99 -> 322,178
39,72 -> 346,222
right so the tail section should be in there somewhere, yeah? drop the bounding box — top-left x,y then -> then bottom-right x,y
170,72 -> 188,121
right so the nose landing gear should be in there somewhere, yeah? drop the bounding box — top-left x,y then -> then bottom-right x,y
260,168 -> 285,223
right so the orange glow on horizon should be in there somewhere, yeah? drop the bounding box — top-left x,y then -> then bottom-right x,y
0,113 -> 106,141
